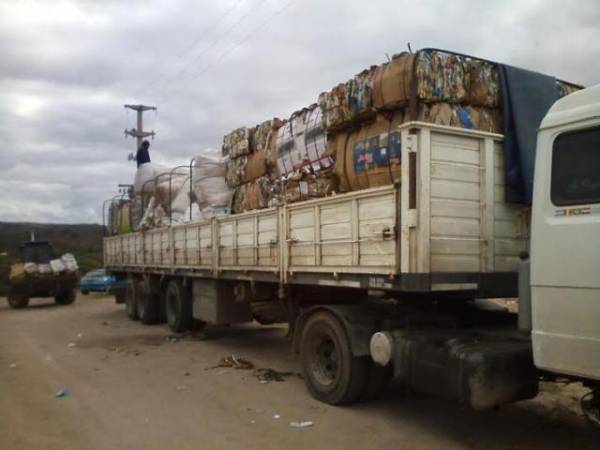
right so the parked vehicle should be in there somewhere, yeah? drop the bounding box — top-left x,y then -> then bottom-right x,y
104,82 -> 599,421
80,269 -> 127,301
7,239 -> 79,309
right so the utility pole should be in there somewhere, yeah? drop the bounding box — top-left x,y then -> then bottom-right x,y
124,104 -> 157,151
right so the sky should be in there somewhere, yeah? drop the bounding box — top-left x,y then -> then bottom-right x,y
0,0 -> 599,224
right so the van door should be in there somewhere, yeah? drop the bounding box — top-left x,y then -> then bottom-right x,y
531,124 -> 600,380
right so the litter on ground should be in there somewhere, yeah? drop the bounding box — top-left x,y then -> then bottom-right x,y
289,421 -> 313,428
55,388 -> 70,398
207,355 -> 254,370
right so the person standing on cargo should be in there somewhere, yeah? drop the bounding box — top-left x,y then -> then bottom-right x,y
135,139 -> 151,167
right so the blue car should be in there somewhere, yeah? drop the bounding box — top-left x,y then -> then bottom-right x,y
79,269 -> 119,294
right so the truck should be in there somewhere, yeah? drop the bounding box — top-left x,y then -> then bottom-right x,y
103,84 -> 599,422
7,239 -> 79,309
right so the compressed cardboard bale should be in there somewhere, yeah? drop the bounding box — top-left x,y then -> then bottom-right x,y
338,110 -> 404,191
328,132 -> 351,192
244,151 -> 268,182
372,52 -> 414,110
265,118 -> 284,175
468,60 -> 500,107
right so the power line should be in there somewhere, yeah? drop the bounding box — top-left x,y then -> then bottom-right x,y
151,0 -> 270,102
144,0 -> 245,95
165,0 -> 295,99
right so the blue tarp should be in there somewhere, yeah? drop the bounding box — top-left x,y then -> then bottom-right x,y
498,65 -> 560,204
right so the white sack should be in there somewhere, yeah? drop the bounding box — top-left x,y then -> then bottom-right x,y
50,259 -> 66,274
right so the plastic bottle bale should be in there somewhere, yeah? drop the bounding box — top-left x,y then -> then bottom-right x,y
223,127 -> 251,158
415,50 -> 470,104
318,82 -> 352,130
372,52 -> 414,110
225,155 -> 248,187
230,184 -> 246,214
348,66 -> 377,118
467,60 -> 500,107
343,110 -> 404,191
464,106 -> 502,134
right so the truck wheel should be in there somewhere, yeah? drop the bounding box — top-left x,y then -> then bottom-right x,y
137,279 -> 160,325
165,280 -> 192,333
7,293 -> 29,309
300,311 -> 368,405
125,279 -> 139,321
55,288 -> 76,305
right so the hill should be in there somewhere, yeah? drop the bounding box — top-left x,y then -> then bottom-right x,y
0,222 -> 104,295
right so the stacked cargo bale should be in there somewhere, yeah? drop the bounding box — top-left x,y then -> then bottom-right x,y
225,48 -> 582,212
227,120 -> 283,213
275,104 -> 337,204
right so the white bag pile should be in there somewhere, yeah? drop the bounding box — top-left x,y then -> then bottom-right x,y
137,149 -> 231,229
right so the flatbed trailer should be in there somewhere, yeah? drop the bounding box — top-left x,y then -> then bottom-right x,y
104,122 -> 542,408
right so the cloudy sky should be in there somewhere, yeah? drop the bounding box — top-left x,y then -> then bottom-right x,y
0,0 -> 599,224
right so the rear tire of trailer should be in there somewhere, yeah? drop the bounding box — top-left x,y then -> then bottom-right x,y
165,280 -> 193,333
137,279 -> 160,325
55,288 -> 76,305
300,311 -> 368,405
7,293 -> 29,309
125,279 -> 139,321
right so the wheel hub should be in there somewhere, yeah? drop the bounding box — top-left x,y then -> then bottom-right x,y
310,335 -> 340,386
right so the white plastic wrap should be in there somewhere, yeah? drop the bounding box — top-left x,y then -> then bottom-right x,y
61,253 -> 79,272
50,259 -> 66,274
192,150 -> 231,209
38,264 -> 52,274
24,262 -> 38,274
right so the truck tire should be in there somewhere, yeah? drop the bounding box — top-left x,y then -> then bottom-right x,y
125,279 -> 139,321
7,293 -> 29,309
300,311 -> 369,405
165,279 -> 192,333
55,288 -> 76,305
137,279 -> 160,325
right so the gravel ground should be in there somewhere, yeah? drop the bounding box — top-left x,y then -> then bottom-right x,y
0,293 -> 597,450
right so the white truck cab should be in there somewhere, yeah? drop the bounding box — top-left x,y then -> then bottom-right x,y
531,84 -> 600,381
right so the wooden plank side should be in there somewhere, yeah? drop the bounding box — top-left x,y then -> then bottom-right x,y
431,254 -> 480,272
431,200 -> 479,219
431,216 -> 480,238
431,179 -> 480,202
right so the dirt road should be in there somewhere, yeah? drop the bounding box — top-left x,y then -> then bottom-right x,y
0,294 -> 597,450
